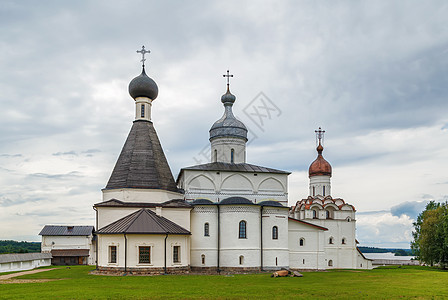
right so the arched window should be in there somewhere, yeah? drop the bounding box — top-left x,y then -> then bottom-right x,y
323,186 -> 326,196
231,149 -> 235,163
312,186 -> 315,196
303,259 -> 305,264
328,260 -> 333,267
214,149 -> 217,162
239,255 -> 244,265
329,237 -> 334,244
141,104 -> 145,118
204,223 -> 209,237
239,220 -> 247,239
299,238 -> 305,246
313,210 -> 318,219
326,210 -> 330,219
272,226 -> 278,240
201,254 -> 205,265
275,257 -> 278,266
342,238 -> 346,245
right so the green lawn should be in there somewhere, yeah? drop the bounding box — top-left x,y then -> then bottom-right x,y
1,266 -> 447,299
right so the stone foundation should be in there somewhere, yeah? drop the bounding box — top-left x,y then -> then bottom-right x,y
95,266 -> 190,275
94,265 -> 266,275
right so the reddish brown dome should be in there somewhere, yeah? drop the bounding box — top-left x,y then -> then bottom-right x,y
308,144 -> 332,177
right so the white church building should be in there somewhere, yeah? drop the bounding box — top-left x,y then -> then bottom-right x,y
92,48 -> 372,274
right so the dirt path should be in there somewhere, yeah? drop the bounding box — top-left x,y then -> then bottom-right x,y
0,268 -> 57,280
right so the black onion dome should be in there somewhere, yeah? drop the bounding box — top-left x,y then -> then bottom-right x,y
128,68 -> 159,100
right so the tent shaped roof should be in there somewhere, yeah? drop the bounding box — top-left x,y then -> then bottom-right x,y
97,208 -> 190,235
105,120 -> 179,193
39,225 -> 94,236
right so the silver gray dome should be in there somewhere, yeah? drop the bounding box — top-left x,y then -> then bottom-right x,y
209,86 -> 248,141
128,68 -> 158,100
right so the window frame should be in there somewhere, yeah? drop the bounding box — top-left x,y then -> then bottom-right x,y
173,245 -> 181,264
109,245 -> 117,264
272,226 -> 278,240
204,222 -> 210,237
138,246 -> 151,264
239,220 -> 247,239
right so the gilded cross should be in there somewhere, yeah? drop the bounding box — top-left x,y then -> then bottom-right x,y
137,45 -> 150,67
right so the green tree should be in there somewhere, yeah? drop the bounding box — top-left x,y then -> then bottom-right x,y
411,201 -> 448,268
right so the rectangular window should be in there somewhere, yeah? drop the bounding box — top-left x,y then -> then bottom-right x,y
109,246 -> 117,263
139,246 -> 151,264
141,104 -> 145,118
173,246 -> 180,263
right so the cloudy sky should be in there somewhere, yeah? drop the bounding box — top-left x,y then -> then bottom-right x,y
1,1 -> 447,248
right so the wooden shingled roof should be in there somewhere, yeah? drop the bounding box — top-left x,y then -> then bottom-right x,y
105,120 -> 179,193
97,208 -> 190,235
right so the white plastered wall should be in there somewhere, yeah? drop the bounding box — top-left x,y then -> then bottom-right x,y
190,205 -> 218,267
211,137 -> 246,164
97,234 -> 190,269
179,170 -> 288,206
219,205 -> 260,268
102,188 -> 182,203
288,219 -> 327,270
309,175 -> 331,197
261,207 -> 289,270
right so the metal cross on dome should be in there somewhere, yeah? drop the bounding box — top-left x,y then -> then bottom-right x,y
223,70 -> 234,86
137,45 -> 150,68
315,127 -> 325,146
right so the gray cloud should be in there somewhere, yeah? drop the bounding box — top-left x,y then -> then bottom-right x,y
390,201 -> 429,220
1,1 -> 448,245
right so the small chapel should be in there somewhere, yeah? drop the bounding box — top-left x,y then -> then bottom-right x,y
73,48 -> 372,273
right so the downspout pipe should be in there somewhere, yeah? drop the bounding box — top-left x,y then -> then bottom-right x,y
124,233 -> 127,274
260,205 -> 263,272
217,204 -> 220,274
164,233 -> 168,274
93,206 -> 98,270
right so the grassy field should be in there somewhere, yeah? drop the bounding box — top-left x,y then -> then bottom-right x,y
0,265 -> 447,299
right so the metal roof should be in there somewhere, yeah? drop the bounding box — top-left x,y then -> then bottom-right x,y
209,87 -> 248,142
179,162 -> 290,178
51,249 -> 90,257
104,120 -> 179,193
191,199 -> 215,205
0,252 -> 52,264
97,208 -> 191,235
288,217 -> 328,231
219,197 -> 254,205
128,67 -> 158,100
259,200 -> 285,207
39,225 -> 94,236
94,199 -> 191,208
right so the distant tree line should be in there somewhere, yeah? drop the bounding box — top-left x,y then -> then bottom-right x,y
412,201 -> 448,269
358,246 -> 412,256
0,240 -> 41,254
